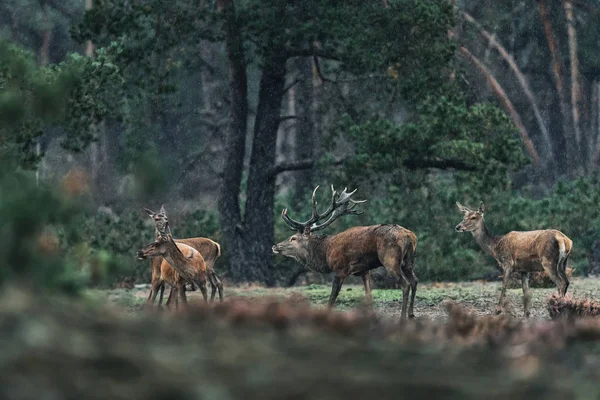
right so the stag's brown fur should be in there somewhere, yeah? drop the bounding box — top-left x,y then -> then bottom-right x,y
147,238 -> 222,308
274,224 -> 418,319
455,201 -> 573,317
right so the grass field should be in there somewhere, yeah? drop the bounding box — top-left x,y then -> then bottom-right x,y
89,276 -> 600,320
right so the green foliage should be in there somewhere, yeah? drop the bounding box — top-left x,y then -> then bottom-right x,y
0,40 -> 124,168
0,169 -> 88,294
82,207 -> 222,284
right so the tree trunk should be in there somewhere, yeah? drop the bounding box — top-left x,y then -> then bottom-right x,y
293,57 -> 315,210
536,0 -> 573,173
242,54 -> 287,285
563,0 -> 584,170
217,0 -> 250,281
459,46 -> 541,164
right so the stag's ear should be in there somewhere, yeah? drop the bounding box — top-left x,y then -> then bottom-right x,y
303,226 -> 311,235
144,208 -> 155,218
159,204 -> 167,216
477,201 -> 486,213
456,202 -> 471,214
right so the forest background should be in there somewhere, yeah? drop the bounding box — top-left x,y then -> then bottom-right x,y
2,0 -> 600,292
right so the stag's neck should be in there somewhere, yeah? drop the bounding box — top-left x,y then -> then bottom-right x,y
471,222 -> 500,258
303,235 -> 333,274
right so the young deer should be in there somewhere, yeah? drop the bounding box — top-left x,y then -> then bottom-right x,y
137,206 -> 221,308
272,185 -> 418,319
144,206 -> 223,308
455,201 -> 573,317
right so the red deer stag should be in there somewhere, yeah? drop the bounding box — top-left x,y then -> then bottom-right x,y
144,206 -> 223,308
455,201 -> 573,317
272,185 -> 418,319
137,206 -> 222,309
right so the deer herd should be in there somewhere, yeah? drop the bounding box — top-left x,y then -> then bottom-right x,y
136,184 -> 573,320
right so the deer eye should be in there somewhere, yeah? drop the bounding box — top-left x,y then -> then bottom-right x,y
291,237 -> 296,241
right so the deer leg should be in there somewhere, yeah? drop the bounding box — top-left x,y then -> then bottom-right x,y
146,280 -> 163,309
496,264 -> 512,315
208,272 -> 217,303
541,257 -> 564,297
177,281 -> 188,311
157,283 -> 165,308
404,264 -> 418,319
521,272 -> 531,318
557,254 -> 570,297
165,286 -> 176,310
361,272 -> 372,305
328,275 -> 345,308
214,272 -> 224,302
197,280 -> 208,303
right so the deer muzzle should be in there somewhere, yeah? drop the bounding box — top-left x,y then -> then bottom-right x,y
272,245 -> 280,254
136,250 -> 147,260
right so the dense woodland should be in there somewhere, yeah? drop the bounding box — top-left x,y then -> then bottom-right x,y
3,0 -> 600,291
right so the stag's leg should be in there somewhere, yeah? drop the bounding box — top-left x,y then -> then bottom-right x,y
496,264 -> 513,315
521,272 -> 531,318
328,275 -> 345,308
361,272 -> 372,305
382,254 -> 410,320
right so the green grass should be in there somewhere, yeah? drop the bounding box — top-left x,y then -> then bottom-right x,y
90,276 -> 600,320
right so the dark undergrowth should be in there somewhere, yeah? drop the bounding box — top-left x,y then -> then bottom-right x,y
3,288 -> 600,399
547,293 -> 600,319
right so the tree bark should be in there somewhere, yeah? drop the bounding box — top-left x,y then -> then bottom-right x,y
292,57 -> 315,211
563,0 -> 584,169
217,0 -> 251,281
459,46 -> 541,164
242,54 -> 287,286
461,11 -> 553,161
536,0 -> 573,172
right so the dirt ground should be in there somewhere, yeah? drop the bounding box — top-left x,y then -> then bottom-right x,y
90,276 -> 600,321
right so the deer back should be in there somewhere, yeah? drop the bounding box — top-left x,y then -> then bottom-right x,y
324,224 -> 416,266
498,229 -> 572,261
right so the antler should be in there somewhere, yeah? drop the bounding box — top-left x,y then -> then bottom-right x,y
280,185 -> 367,234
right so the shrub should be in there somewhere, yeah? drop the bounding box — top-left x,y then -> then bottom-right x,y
547,293 -> 600,319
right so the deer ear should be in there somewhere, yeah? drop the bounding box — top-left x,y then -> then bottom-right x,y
159,204 -> 167,216
144,207 -> 155,218
456,202 -> 471,214
303,226 -> 311,235
478,201 -> 486,213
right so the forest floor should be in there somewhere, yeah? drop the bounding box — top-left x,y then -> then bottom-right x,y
87,276 -> 600,320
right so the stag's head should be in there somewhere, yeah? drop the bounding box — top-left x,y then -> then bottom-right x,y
455,201 -> 486,232
136,205 -> 174,260
272,185 -> 366,261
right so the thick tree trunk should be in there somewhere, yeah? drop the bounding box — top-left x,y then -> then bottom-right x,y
536,0 -> 574,173
293,57 -> 315,210
563,0 -> 584,170
242,54 -> 287,285
217,0 -> 250,281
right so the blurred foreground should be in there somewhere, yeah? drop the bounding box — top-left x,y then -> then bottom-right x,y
2,286 -> 600,399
